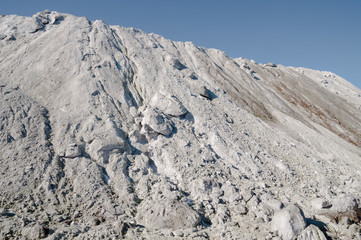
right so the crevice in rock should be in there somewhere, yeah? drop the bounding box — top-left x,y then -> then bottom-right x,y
40,108 -> 56,180
110,28 -> 145,107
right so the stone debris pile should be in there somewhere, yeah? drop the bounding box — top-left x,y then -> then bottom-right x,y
0,10 -> 360,239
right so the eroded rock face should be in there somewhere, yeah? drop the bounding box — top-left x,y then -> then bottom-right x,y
0,10 -> 361,239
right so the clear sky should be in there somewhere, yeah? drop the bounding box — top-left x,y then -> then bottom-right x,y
2,0 -> 361,89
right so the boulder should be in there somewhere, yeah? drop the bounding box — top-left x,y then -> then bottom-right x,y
149,93 -> 187,117
29,18 -> 44,33
328,194 -> 360,223
136,199 -> 201,230
141,108 -> 173,136
271,204 -> 307,240
331,194 -> 358,213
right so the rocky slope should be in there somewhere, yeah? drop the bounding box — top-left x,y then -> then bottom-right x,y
0,11 -> 360,239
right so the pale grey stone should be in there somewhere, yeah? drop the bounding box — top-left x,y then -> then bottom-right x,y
141,108 -> 174,136
264,198 -> 284,212
64,145 -> 82,158
198,86 -> 211,99
331,194 -> 358,213
271,204 -> 307,240
311,198 -> 331,210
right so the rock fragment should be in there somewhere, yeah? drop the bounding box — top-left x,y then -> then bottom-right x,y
141,108 -> 173,136
198,86 -> 211,99
234,203 -> 248,215
64,144 -> 82,158
6,35 -> 16,41
189,72 -> 198,80
171,59 -> 185,70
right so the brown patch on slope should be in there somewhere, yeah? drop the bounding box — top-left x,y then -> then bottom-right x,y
273,81 -> 360,147
206,64 -> 274,121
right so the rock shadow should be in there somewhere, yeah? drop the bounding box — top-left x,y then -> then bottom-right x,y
180,111 -> 194,124
53,16 -> 65,25
147,158 -> 158,174
208,91 -> 218,100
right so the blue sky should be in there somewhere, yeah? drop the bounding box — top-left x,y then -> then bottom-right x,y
2,0 -> 361,89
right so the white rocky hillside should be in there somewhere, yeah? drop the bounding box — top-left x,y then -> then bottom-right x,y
0,10 -> 360,239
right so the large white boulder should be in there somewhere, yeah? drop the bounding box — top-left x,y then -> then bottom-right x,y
149,93 -> 187,117
271,204 -> 307,240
